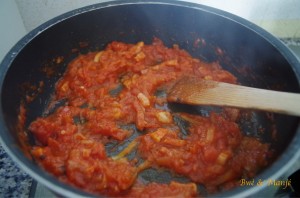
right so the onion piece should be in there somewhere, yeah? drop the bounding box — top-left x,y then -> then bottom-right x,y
206,127 -> 215,142
150,128 -> 168,142
163,137 -> 186,147
137,93 -> 150,107
112,140 -> 138,160
156,111 -> 172,124
94,51 -> 103,62
216,152 -> 230,165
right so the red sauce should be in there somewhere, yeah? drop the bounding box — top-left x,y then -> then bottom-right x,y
28,38 -> 270,197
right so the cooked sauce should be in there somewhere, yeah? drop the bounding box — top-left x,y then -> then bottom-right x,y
29,39 -> 270,197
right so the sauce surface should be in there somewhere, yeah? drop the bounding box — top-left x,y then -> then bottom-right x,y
29,39 -> 270,197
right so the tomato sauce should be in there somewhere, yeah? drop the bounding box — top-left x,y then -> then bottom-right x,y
28,38 -> 270,197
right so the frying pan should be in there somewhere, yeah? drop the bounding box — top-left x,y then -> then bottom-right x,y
0,0 -> 300,197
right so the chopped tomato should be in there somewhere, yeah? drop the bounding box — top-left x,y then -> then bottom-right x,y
27,39 -> 270,197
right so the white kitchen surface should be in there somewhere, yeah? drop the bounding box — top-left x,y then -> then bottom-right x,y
0,0 -> 26,62
14,0 -> 300,36
1,0 -> 300,63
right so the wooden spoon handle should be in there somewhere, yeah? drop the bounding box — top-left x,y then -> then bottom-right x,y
167,77 -> 300,116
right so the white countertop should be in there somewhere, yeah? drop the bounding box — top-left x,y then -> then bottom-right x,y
1,0 -> 300,62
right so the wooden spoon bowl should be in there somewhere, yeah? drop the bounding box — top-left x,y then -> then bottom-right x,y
167,77 -> 300,116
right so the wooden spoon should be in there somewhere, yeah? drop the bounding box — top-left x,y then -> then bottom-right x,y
167,76 -> 300,116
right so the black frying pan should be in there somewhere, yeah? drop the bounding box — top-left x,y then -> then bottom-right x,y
0,1 -> 300,197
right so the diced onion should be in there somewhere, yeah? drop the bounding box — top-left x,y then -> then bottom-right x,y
204,75 -> 213,80
113,108 -> 122,119
165,59 -> 178,66
135,51 -> 146,61
217,152 -> 229,165
156,111 -> 172,124
216,152 -> 230,165
163,138 -> 186,147
137,93 -> 150,107
112,140 -> 137,160
150,128 -> 168,142
137,160 -> 151,172
32,147 -> 44,157
206,127 -> 215,142
82,149 -> 91,158
132,41 -> 144,54
60,82 -> 69,92
94,51 -> 103,62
